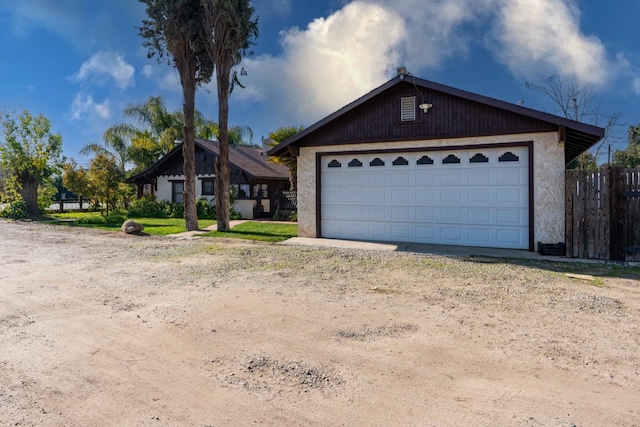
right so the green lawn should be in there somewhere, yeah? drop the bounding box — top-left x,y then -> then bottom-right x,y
45,212 -> 297,241
201,221 -> 298,242
46,212 -> 215,236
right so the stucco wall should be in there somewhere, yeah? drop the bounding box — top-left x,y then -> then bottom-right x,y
297,132 -> 565,247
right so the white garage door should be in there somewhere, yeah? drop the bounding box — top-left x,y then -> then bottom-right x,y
320,146 -> 530,249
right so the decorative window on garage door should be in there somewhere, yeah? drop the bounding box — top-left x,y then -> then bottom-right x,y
499,152 -> 520,162
442,154 -> 460,164
417,155 -> 434,165
393,156 -> 409,166
370,157 -> 385,167
470,153 -> 489,163
328,159 -> 342,168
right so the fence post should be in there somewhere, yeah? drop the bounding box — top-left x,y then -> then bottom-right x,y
610,166 -> 625,261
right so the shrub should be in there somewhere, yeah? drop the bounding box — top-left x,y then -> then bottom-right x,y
105,213 -> 126,224
128,196 -> 168,218
168,202 -> 184,218
289,210 -> 297,222
0,199 -> 28,219
196,198 -> 216,219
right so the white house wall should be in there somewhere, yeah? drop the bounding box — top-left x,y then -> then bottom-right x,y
156,174 -> 269,219
297,131 -> 565,247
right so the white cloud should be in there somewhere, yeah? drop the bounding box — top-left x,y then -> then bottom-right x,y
141,65 -> 156,79
490,0 -> 610,86
237,0 -> 629,135
241,1 -> 406,124
633,77 -> 640,96
72,52 -> 135,90
67,93 -> 110,122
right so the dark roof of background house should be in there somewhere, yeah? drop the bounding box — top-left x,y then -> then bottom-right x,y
196,139 -> 289,180
268,75 -> 604,164
127,139 -> 289,183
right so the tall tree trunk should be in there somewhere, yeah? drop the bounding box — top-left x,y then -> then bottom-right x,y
182,70 -> 199,231
215,67 -> 231,232
19,172 -> 39,216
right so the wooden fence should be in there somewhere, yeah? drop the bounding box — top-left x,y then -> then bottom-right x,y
565,167 -> 640,262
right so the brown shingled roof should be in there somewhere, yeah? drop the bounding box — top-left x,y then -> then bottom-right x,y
195,139 -> 289,180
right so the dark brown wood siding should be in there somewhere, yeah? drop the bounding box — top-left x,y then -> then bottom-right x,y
155,145 -> 250,181
302,82 -> 557,147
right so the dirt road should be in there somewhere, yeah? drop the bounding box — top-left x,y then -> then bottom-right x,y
1,220 -> 639,426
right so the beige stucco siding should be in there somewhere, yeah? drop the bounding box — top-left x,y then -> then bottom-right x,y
297,131 -> 565,247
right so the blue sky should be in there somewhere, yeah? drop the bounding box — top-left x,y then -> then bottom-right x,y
1,0 -> 639,167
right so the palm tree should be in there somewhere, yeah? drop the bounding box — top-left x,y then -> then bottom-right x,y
267,126 -> 304,191
201,0 -> 258,232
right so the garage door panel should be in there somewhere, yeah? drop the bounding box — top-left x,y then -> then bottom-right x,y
468,208 -> 492,224
468,228 -> 492,245
391,225 -> 411,239
345,206 -> 365,220
392,189 -> 412,204
368,223 -> 387,238
468,169 -> 492,185
415,226 -> 436,240
368,207 -> 388,221
415,188 -> 436,203
441,227 -> 463,243
440,208 -> 463,223
441,188 -> 463,204
415,170 -> 436,184
345,189 -> 364,203
391,171 -> 413,185
416,208 -> 435,222
322,205 -> 345,220
497,168 -> 527,185
440,170 -> 463,185
496,229 -> 526,246
367,188 -> 387,204
321,146 -> 529,249
391,207 -> 415,222
368,172 -> 387,186
323,189 -> 344,204
497,188 -> 526,205
468,189 -> 491,204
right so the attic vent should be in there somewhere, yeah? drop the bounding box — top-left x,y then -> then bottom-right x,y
400,97 -> 416,121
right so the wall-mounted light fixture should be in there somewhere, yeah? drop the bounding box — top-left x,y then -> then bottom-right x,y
419,103 -> 433,113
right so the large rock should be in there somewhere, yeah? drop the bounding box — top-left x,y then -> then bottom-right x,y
121,220 -> 144,234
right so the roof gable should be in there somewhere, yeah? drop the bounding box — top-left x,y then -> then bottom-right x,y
268,75 -> 604,164
127,139 -> 289,183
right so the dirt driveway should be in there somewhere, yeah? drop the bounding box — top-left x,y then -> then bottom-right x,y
1,220 -> 639,426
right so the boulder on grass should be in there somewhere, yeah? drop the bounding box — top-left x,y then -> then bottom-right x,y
121,219 -> 144,234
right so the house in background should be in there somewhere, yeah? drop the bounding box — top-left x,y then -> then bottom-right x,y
268,72 -> 604,251
127,139 -> 290,219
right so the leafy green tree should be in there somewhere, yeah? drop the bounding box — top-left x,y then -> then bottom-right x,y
0,110 -> 63,215
266,126 -> 304,190
139,0 -> 214,231
87,154 -> 126,216
62,160 -> 90,203
201,0 -> 259,232
63,155 -> 127,217
611,124 -> 640,168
